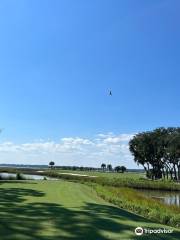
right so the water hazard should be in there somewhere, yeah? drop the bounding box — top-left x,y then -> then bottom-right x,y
0,172 -> 56,180
138,189 -> 180,207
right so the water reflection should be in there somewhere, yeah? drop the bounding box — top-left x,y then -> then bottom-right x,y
0,172 -> 56,180
138,189 -> 180,207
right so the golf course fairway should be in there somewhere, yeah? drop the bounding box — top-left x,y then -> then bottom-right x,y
0,180 -> 179,240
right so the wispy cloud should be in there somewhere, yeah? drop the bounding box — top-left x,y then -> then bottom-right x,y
0,133 -> 137,168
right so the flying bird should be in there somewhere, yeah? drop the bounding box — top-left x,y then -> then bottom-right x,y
109,90 -> 112,96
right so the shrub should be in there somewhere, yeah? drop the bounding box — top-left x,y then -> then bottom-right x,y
169,214 -> 180,228
16,173 -> 25,180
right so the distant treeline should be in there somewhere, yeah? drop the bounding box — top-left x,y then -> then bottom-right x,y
0,164 -> 144,173
129,127 -> 180,181
0,164 -> 48,169
55,166 -> 101,171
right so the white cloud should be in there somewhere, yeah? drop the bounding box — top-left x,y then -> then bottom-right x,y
0,133 -> 138,168
101,134 -> 134,144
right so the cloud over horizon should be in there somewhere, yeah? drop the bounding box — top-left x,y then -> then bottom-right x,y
0,133 -> 139,168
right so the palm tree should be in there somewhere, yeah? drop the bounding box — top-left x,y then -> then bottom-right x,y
101,163 -> 106,172
114,166 -> 121,172
49,161 -> 55,169
120,166 -> 127,173
107,164 -> 112,172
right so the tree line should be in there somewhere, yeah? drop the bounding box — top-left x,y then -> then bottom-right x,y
49,162 -> 127,173
129,127 -> 180,180
101,163 -> 127,173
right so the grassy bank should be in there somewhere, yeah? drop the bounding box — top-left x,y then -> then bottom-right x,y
91,184 -> 180,228
1,168 -> 180,191
43,170 -> 180,191
0,180 -> 179,240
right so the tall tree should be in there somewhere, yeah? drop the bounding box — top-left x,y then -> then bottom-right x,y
114,166 -> 121,172
120,166 -> 127,173
49,161 -> 55,169
107,164 -> 112,172
129,127 -> 180,180
101,163 -> 106,172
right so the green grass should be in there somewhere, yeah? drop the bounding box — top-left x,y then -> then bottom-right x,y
3,168 -> 180,191
54,169 -> 145,179
0,180 -> 179,240
43,170 -> 180,191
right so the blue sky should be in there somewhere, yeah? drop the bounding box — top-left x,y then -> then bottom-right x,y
0,0 -> 179,168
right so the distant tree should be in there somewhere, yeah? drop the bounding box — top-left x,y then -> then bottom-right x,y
101,163 -> 106,172
107,164 -> 112,172
72,166 -> 78,171
114,166 -> 121,172
80,166 -> 84,171
115,166 -> 127,173
49,161 -> 55,169
120,166 -> 127,173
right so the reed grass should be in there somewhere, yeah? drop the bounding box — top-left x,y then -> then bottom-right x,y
92,184 -> 180,228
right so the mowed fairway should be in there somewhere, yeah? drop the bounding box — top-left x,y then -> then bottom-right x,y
0,181 -> 179,240
54,170 -> 146,179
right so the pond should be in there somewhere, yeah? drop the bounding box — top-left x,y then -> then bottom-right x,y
0,172 -> 56,180
138,189 -> 180,207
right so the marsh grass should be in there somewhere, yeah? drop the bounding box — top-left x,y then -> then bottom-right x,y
99,177 -> 180,191
93,184 -> 180,228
